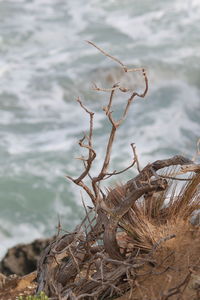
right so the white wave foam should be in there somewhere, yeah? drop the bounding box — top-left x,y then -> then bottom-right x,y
0,220 -> 45,259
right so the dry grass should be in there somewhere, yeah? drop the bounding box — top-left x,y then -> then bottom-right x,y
109,172 -> 200,253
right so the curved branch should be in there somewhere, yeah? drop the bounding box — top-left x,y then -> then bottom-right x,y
127,155 -> 194,192
86,40 -> 128,71
66,175 -> 95,204
103,178 -> 167,260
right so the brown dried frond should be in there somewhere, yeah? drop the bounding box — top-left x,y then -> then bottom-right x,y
105,168 -> 200,254
170,171 -> 200,220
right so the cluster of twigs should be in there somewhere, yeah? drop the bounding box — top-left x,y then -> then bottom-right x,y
36,42 -> 200,299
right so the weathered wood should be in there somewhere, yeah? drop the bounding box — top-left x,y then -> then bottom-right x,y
35,39 -> 198,300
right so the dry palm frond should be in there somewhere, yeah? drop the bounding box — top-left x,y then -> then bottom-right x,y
106,169 -> 200,253
177,171 -> 200,218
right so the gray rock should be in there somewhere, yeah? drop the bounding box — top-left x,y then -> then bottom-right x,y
0,237 -> 53,276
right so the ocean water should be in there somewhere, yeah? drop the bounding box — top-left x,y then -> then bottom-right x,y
0,0 -> 200,257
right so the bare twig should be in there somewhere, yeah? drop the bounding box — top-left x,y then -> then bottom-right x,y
86,40 -> 128,71
92,68 -> 148,189
132,143 -> 141,173
81,193 -> 94,233
104,162 -> 136,179
76,290 -> 100,300
92,82 -> 120,92
160,174 -> 191,181
74,98 -> 96,184
151,234 -> 176,252
87,40 -> 145,75
66,175 -> 95,203
104,143 -> 137,179
161,270 -> 192,299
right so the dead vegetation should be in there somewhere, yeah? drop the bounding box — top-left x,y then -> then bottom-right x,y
36,42 -> 200,299
0,271 -> 37,299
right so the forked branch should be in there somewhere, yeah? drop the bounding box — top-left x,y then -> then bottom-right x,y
66,97 -> 96,203
91,42 -> 148,190
66,42 -> 149,206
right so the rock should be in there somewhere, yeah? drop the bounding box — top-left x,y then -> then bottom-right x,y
0,237 -> 53,276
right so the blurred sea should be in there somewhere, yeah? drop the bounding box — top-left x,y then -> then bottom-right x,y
0,0 -> 200,257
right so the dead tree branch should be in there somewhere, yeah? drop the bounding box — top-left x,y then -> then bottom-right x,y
36,42 -> 200,300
